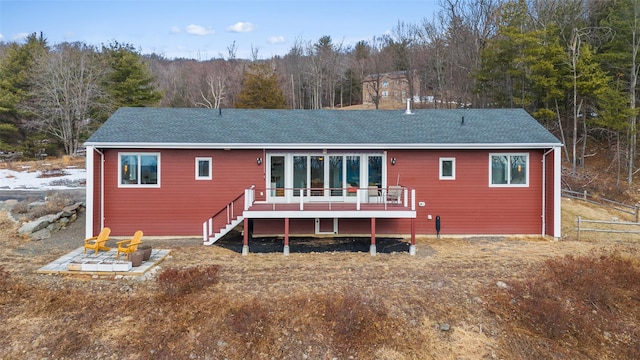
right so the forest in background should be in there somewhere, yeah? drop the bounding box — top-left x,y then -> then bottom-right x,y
1,0 -> 639,188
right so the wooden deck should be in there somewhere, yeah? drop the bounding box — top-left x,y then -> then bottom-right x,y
244,201 -> 416,219
248,202 -> 408,211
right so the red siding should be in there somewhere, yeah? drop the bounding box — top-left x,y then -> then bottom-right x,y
92,148 -> 552,237
254,219 -> 315,234
98,149 -> 263,236
387,149 -> 545,236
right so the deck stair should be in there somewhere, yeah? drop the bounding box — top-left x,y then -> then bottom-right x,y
206,216 -> 244,244
203,187 -> 254,245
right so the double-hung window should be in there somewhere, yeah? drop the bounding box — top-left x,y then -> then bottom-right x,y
439,158 -> 455,180
195,157 -> 212,180
490,153 -> 528,186
119,153 -> 160,187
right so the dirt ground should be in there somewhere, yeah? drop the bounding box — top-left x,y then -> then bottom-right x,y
1,194 -> 639,358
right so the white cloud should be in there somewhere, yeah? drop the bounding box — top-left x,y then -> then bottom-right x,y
267,35 -> 285,44
170,26 -> 181,34
186,24 -> 214,36
0,33 -> 4,41
12,32 -> 29,41
226,22 -> 256,33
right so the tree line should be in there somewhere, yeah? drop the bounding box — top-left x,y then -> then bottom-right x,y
1,0 -> 639,185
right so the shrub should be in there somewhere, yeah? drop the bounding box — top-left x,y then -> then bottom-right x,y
156,265 -> 220,299
11,201 -> 29,215
486,249 -> 640,358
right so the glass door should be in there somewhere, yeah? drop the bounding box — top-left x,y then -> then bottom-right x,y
329,156 -> 343,196
368,155 -> 382,188
270,156 -> 285,197
266,153 -> 383,203
310,156 -> 325,197
293,156 -> 307,196
346,156 -> 360,197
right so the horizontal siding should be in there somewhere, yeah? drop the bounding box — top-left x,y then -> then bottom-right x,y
254,219 -> 314,234
387,149 -> 544,236
102,148 -> 263,236
94,148 -> 551,238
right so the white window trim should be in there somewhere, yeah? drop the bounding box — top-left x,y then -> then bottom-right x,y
118,152 -> 161,188
439,157 -> 456,180
195,157 -> 212,180
489,153 -> 529,187
266,152 -> 386,202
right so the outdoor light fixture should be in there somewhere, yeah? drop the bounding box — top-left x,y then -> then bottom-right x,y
391,158 -> 397,165
257,157 -> 262,165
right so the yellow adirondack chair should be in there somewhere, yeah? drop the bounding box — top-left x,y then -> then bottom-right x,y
116,231 -> 144,260
83,227 -> 111,255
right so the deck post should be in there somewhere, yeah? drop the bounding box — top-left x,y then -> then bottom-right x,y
409,218 -> 416,255
242,217 -> 249,255
202,221 -> 207,244
284,218 -> 290,256
370,217 -> 377,256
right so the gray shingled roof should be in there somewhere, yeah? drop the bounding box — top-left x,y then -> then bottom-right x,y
85,108 -> 561,149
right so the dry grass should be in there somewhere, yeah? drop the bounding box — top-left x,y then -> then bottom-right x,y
0,155 -> 85,172
1,202 -> 639,358
1,157 -> 640,358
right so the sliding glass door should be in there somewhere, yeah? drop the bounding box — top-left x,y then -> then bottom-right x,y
267,153 -> 384,202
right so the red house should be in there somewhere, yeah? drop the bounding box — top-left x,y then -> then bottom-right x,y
84,107 -> 562,255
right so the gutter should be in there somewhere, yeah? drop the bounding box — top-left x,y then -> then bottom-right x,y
84,142 -> 564,150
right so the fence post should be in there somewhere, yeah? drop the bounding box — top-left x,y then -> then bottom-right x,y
636,205 -> 639,223
576,216 -> 581,241
583,190 -> 587,200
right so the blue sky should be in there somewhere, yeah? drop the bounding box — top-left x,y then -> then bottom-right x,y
0,0 -> 440,59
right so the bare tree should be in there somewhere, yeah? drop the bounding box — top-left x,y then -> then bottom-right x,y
195,71 -> 226,109
438,0 -> 502,107
362,37 -> 389,109
24,42 -> 106,155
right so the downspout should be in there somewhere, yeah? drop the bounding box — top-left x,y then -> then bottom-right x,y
541,148 -> 554,236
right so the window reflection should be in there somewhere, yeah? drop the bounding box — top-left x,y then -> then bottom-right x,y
270,156 -> 285,196
368,156 -> 382,188
293,156 -> 307,196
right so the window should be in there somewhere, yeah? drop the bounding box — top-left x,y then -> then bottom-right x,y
266,153 -> 382,201
195,157 -> 212,180
368,155 -> 382,188
439,158 -> 455,180
382,80 -> 389,88
119,153 -> 160,187
490,153 -> 528,186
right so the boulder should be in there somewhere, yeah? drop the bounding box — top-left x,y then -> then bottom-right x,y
31,228 -> 52,240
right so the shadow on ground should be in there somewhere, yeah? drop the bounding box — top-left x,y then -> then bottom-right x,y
215,231 -> 410,254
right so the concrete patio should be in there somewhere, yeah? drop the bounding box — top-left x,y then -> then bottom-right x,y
36,247 -> 171,276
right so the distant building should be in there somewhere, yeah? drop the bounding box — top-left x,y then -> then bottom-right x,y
362,71 -> 421,107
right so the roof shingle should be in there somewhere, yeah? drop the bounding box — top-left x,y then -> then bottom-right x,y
85,108 -> 561,148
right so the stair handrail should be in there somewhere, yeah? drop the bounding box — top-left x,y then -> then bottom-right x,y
203,186 -> 254,244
